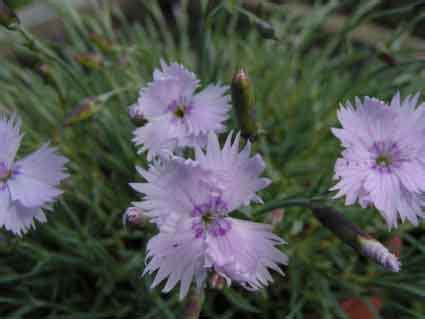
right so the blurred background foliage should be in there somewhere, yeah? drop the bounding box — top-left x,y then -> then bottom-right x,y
4,0 -> 33,9
0,0 -> 425,318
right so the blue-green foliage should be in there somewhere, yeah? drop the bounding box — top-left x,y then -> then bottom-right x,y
0,1 -> 424,318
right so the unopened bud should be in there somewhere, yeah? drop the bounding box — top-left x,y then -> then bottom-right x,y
358,237 -> 400,272
231,69 -> 258,141
386,235 -> 402,258
265,208 -> 285,229
37,63 -> 55,83
209,273 -> 227,290
64,96 -> 99,127
123,207 -> 146,228
128,104 -> 147,126
89,33 -> 114,53
378,51 -> 397,66
0,0 -> 19,29
256,20 -> 277,40
73,52 -> 103,70
312,205 -> 401,272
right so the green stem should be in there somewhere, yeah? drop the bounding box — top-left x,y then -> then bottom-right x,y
252,195 -> 328,216
14,25 -> 90,95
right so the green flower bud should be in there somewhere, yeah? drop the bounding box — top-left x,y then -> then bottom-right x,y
0,0 -> 19,29
89,32 -> 114,53
64,96 -> 100,127
231,68 -> 258,141
256,20 -> 277,40
73,52 -> 103,70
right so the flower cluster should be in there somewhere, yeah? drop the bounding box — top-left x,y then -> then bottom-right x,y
128,63 -> 288,299
130,61 -> 231,160
0,114 -> 68,235
2,54 -> 422,306
131,133 -> 288,299
331,93 -> 425,229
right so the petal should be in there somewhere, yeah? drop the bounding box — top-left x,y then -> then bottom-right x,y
206,218 -> 288,291
7,173 -> 62,208
154,61 -> 199,89
132,116 -> 180,160
131,157 -> 212,224
196,132 -> 271,211
364,171 -> 400,228
186,84 -> 230,136
144,218 -> 204,300
0,188 -> 46,236
0,114 -> 22,167
15,143 -> 68,186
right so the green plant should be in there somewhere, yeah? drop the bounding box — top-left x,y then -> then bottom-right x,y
0,1 -> 424,318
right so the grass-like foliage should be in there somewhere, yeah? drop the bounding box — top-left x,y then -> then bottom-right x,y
1,0 -> 425,318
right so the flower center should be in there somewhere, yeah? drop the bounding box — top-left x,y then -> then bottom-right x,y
167,97 -> 193,120
201,212 -> 215,226
192,196 -> 231,239
0,162 -> 11,183
173,105 -> 188,118
375,154 -> 392,167
370,141 -> 405,173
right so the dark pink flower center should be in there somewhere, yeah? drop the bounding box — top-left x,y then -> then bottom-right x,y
191,196 -> 231,239
370,141 -> 406,173
167,97 -> 193,120
0,162 -> 11,182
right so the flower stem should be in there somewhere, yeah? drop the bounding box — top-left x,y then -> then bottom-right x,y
252,195 -> 327,216
182,289 -> 204,319
311,205 -> 400,272
254,196 -> 400,271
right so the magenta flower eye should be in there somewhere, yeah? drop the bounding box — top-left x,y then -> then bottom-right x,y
0,162 -> 11,182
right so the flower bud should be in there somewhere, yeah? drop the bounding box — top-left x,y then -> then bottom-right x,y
123,207 -> 146,228
73,52 -> 103,70
209,272 -> 227,290
64,96 -> 99,127
231,68 -> 258,141
358,236 -> 400,272
265,208 -> 285,229
378,51 -> 397,66
128,104 -> 147,126
312,205 -> 401,272
37,63 -> 56,83
88,32 -> 114,53
256,20 -> 277,40
386,235 -> 402,257
0,0 -> 19,29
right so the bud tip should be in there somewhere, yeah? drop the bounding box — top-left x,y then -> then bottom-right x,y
123,207 -> 145,228
359,237 -> 401,272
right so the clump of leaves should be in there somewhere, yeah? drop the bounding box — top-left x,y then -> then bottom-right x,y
0,1 -> 424,318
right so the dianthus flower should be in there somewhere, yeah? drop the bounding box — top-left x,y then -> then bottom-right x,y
131,132 -> 288,299
0,114 -> 68,235
331,93 -> 425,229
131,61 -> 230,159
